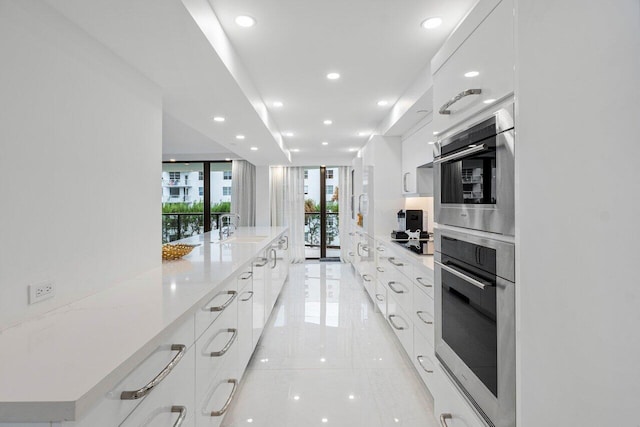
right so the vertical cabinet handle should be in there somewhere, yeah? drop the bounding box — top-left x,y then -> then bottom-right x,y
279,235 -> 289,250
210,379 -> 239,416
120,344 -> 187,400
170,406 -> 187,427
403,172 -> 410,192
270,248 -> 277,269
206,291 -> 237,312
209,328 -> 238,357
440,413 -> 453,427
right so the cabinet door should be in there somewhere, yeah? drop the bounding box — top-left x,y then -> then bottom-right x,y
386,293 -> 413,357
432,0 -> 514,134
413,327 -> 437,393
433,367 -> 488,427
412,285 -> 435,344
119,346 -> 195,427
195,347 -> 239,427
195,278 -> 238,340
237,272 -> 254,374
402,118 -> 435,196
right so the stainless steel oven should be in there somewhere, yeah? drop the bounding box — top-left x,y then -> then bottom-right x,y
434,104 -> 515,236
434,228 -> 515,427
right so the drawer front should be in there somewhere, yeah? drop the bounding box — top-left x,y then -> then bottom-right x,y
361,270 -> 376,301
195,278 -> 238,339
384,271 -> 413,316
252,259 -> 267,348
195,302 -> 238,402
195,346 -> 239,427
120,345 -> 195,427
373,279 -> 387,317
413,327 -> 436,392
412,285 -> 434,345
434,367 -> 488,427
386,294 -> 413,357
432,0 -> 514,134
82,318 -> 194,427
237,285 -> 254,374
384,252 -> 414,283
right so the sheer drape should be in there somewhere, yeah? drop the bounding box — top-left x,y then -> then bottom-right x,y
231,160 -> 256,226
338,166 -> 351,262
270,166 -> 305,263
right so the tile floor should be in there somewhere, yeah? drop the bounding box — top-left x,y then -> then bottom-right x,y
221,262 -> 437,427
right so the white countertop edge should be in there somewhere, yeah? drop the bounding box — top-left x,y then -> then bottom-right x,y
0,227 -> 288,422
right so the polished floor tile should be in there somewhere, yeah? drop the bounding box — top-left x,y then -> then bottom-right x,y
222,262 -> 436,427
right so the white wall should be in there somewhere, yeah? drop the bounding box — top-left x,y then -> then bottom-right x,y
515,1 -> 640,425
0,1 -> 162,329
255,166 -> 270,226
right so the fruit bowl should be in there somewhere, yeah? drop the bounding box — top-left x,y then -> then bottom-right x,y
162,243 -> 199,261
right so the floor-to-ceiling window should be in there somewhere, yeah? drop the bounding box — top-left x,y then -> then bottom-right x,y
162,160 -> 231,243
304,166 -> 340,259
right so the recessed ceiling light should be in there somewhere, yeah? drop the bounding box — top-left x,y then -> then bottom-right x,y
250,146 -> 259,151
236,134 -> 245,140
433,131 -> 439,135
235,15 -> 256,27
291,148 -> 300,152
322,418 -> 328,423
272,101 -> 283,107
321,142 -> 329,146
464,71 -> 480,78
247,419 -> 253,423
326,72 -> 340,80
283,131 -> 294,137
348,394 -> 355,400
323,119 -> 333,125
349,148 -> 358,152
169,158 -> 176,162
293,395 -> 300,401
213,116 -> 225,122
377,100 -> 389,106
421,17 -> 442,29
428,141 -> 436,145
358,131 -> 370,137
483,98 -> 496,104
225,158 -> 231,161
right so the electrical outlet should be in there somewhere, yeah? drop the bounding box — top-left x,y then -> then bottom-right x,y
28,282 -> 55,304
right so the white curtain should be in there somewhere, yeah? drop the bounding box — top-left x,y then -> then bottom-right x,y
231,160 -> 256,226
338,166 -> 352,262
271,166 -> 305,263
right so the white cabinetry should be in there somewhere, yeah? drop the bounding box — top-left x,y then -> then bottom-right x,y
237,268 -> 254,375
402,115 -> 435,197
431,0 -> 514,135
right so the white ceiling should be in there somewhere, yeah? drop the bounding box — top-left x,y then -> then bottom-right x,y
45,0 -> 476,166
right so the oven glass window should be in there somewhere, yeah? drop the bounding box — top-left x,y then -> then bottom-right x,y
441,152 -> 497,205
441,268 -> 498,396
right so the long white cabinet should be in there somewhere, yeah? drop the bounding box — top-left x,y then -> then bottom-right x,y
0,227 -> 289,426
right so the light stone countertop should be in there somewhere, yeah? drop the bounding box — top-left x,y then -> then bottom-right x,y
0,226 -> 288,423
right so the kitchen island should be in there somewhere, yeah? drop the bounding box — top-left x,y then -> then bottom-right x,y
0,227 -> 288,425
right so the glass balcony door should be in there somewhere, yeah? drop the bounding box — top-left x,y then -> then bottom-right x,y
304,166 -> 340,259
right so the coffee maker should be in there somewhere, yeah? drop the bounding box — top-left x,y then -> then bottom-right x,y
392,210 -> 429,239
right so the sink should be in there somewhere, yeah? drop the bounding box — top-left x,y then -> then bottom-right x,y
218,235 -> 268,244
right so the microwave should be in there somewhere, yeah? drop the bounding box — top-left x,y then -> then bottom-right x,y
434,104 -> 515,236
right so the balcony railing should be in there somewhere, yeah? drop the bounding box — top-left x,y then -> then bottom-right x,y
162,179 -> 190,187
162,212 -> 228,243
304,212 -> 340,249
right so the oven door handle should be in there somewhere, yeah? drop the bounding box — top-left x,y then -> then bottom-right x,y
433,143 -> 488,165
435,261 -> 493,290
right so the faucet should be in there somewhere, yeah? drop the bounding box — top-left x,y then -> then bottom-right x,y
219,213 -> 240,241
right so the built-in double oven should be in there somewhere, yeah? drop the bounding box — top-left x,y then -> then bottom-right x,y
433,102 -> 516,427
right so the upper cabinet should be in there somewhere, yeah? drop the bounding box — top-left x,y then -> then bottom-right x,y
401,115 -> 435,197
431,0 -> 514,135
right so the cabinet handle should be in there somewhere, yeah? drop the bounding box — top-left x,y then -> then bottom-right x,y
435,261 -> 491,290
376,266 -> 385,273
240,291 -> 254,301
171,406 -> 187,427
388,314 -> 407,330
357,242 -> 364,256
348,251 -> 355,256
388,257 -> 404,267
416,277 -> 432,288
376,246 -> 385,252
209,328 -> 238,357
270,248 -> 277,269
206,290 -> 237,312
362,274 -> 373,282
239,271 -> 253,280
388,281 -> 405,294
438,88 -> 482,115
440,413 -> 453,427
279,235 -> 289,250
210,379 -> 238,416
403,172 -> 410,192
434,143 -> 488,164
254,257 -> 268,267
375,294 -> 384,302
120,344 -> 187,400
416,355 -> 434,374
416,311 -> 433,325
